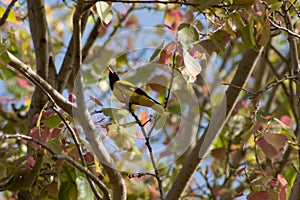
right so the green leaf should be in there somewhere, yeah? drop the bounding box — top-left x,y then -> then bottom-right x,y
149,41 -> 165,62
44,114 -> 62,128
167,104 -> 181,114
269,2 -> 283,14
178,23 -> 198,49
107,123 -> 134,150
116,53 -> 128,67
154,114 -> 167,130
76,176 -> 93,200
102,108 -> 129,121
241,25 -> 255,49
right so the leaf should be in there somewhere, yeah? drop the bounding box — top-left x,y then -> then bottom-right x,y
107,123 -> 134,150
247,191 -> 276,200
167,104 -> 181,114
44,114 -> 62,128
158,41 -> 177,65
116,53 -> 128,67
89,95 -> 103,106
102,108 -> 129,121
279,115 -> 292,126
36,102 -> 48,128
195,39 -> 219,54
269,2 -> 283,14
257,20 -> 270,46
256,133 -> 288,160
17,78 -> 29,88
154,114 -> 167,130
242,24 -> 256,49
68,93 -> 76,103
181,46 -> 202,82
277,174 -> 287,186
149,41 -> 165,62
76,176 -> 93,200
94,2 -> 113,24
165,9 -> 182,30
177,23 -> 198,49
94,157 -> 101,173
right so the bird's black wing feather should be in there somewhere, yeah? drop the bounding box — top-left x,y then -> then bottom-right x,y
134,87 -> 161,105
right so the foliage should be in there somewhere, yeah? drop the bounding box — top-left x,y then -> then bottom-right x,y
0,0 -> 299,199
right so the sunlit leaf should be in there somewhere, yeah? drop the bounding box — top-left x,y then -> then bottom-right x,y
107,123 -> 134,150
181,46 -> 202,82
102,108 -> 129,121
76,176 -> 93,200
150,41 -> 165,62
94,2 -> 113,24
177,23 -> 198,49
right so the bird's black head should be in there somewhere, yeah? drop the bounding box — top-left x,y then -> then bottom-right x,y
108,67 -> 119,90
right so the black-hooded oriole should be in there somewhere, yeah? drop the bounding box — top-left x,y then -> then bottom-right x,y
108,67 -> 164,114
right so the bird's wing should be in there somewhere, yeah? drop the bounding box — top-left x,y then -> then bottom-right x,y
113,80 -> 136,103
133,87 -> 161,105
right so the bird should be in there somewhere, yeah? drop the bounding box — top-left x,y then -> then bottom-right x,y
108,67 -> 164,114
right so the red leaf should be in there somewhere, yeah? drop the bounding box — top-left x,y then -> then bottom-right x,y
29,127 -> 50,150
139,110 -> 148,127
89,95 -> 103,106
30,127 -> 41,150
26,156 -> 36,171
163,24 -> 174,31
17,78 -> 30,88
61,139 -> 67,152
236,166 -> 246,175
51,128 -> 62,138
165,9 -> 182,30
84,152 -> 94,163
247,191 -> 270,200
280,115 -> 292,126
277,174 -> 287,186
256,133 -> 287,160
234,193 -> 244,198
158,41 -> 177,64
278,186 -> 287,200
68,93 -> 76,103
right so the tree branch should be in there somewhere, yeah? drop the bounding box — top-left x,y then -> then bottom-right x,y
0,0 -> 18,27
5,52 -> 74,115
129,109 -> 164,199
165,48 -> 263,199
56,11 -> 91,93
71,1 -> 126,199
27,0 -> 51,128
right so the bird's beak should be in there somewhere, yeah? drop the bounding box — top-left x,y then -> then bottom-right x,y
108,66 -> 114,73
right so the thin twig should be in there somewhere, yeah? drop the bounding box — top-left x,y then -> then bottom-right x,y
85,0 -> 204,7
268,18 -> 300,39
124,172 -> 156,179
128,108 -> 164,199
164,43 -> 178,109
1,134 -> 56,155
